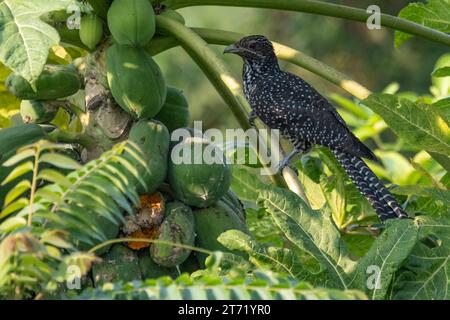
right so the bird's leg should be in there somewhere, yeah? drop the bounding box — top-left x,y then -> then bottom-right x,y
248,110 -> 257,127
276,139 -> 312,174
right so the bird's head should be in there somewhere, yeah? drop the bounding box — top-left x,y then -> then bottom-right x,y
224,35 -> 277,64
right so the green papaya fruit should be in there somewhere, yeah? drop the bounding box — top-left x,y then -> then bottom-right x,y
80,14 -> 103,51
6,65 -> 81,100
138,250 -> 179,279
150,202 -> 195,267
220,189 -> 246,222
168,137 -> 231,208
107,0 -> 155,46
154,86 -> 190,132
194,198 -> 249,266
92,244 -> 142,286
20,100 -> 58,124
106,44 -> 166,119
126,119 -> 170,194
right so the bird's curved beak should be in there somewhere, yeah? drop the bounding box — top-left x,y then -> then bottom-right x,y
223,43 -> 241,55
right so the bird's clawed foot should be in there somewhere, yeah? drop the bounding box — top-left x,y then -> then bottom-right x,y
276,149 -> 301,175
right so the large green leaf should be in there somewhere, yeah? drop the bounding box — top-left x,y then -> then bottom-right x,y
231,166 -> 268,202
258,187 -> 356,289
392,185 -> 450,208
363,94 -> 450,156
350,219 -> 419,300
218,230 -> 309,280
395,0 -> 450,48
393,216 -> 450,300
0,0 -> 74,83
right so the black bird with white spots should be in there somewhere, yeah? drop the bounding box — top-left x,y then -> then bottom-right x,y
224,35 -> 407,222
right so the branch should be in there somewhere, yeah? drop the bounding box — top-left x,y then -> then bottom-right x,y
146,28 -> 371,99
162,0 -> 450,47
155,15 -> 310,203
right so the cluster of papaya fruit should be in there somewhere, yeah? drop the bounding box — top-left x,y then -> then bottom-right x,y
3,0 -> 249,287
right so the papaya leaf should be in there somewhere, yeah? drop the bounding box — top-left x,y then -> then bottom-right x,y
349,219 -> 419,300
218,230 -> 309,280
434,98 -> 450,124
392,185 -> 450,207
431,54 -> 450,99
363,94 -> 450,156
395,0 -> 450,48
393,216 -> 450,300
432,66 -> 450,78
258,187 -> 356,290
231,165 -> 267,202
0,0 -> 75,83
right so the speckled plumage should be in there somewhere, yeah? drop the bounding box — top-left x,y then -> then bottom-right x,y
225,35 -> 407,221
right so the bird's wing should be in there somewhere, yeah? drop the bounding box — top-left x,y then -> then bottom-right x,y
279,73 -> 376,160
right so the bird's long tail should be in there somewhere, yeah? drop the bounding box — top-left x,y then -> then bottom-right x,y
332,150 -> 408,221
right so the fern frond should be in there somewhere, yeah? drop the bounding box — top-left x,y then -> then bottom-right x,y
78,270 -> 367,300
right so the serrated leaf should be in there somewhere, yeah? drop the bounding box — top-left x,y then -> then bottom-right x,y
393,216 -> 450,300
395,0 -> 450,48
350,219 -> 419,300
231,166 -> 267,202
218,230 -> 310,280
0,0 -> 75,83
363,94 -> 450,155
258,187 -> 356,289
392,185 -> 450,207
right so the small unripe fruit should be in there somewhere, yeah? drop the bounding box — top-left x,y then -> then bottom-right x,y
107,0 -> 155,47
80,14 -> 103,50
20,100 -> 57,124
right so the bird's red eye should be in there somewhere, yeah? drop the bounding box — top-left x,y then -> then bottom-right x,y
248,42 -> 257,49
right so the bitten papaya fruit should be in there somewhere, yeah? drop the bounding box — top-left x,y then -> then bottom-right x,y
150,202 -> 195,267
80,14 -> 103,50
6,65 -> 81,100
107,0 -> 155,46
106,44 -> 166,119
92,244 -> 142,286
125,120 -> 170,194
155,86 -> 190,132
168,136 -> 231,208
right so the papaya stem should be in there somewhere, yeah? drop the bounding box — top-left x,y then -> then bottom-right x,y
146,28 -> 371,100
162,0 -> 450,47
48,129 -> 94,149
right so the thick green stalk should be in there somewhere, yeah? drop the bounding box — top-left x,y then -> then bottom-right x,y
162,0 -> 450,46
155,16 -> 312,200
